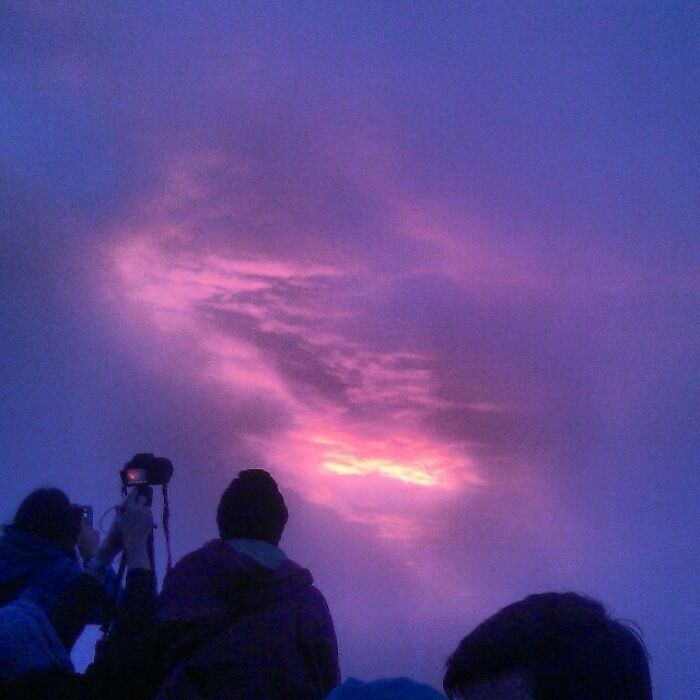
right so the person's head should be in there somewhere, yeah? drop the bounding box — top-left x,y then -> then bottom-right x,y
9,488 -> 83,553
444,592 -> 652,700
217,469 -> 288,546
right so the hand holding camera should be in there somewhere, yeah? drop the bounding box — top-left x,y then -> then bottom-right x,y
87,489 -> 155,579
87,453 -> 173,596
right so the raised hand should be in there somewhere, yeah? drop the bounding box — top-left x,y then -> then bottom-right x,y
121,489 -> 155,571
77,519 -> 100,561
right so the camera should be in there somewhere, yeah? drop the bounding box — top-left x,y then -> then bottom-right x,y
120,453 -> 174,489
101,453 -> 175,635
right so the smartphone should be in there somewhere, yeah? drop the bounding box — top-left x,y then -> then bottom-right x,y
81,505 -> 94,526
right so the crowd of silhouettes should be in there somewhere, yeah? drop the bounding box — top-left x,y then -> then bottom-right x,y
0,464 -> 652,699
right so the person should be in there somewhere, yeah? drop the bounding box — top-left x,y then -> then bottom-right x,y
0,488 -> 86,607
0,489 -> 157,700
0,487 -> 119,650
154,468 -> 340,699
443,592 -> 652,700
327,677 -> 446,699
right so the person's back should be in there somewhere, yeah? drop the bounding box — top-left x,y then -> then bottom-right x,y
0,487 -> 112,653
0,489 -> 158,700
155,469 -> 340,700
0,489 -> 84,613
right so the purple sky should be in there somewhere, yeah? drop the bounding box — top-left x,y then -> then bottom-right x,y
2,2 -> 699,695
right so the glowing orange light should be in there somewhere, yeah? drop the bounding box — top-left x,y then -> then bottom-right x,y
322,456 -> 439,487
322,461 -> 366,476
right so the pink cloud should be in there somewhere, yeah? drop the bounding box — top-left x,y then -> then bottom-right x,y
105,156 -> 505,539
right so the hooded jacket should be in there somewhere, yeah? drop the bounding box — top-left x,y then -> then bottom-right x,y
0,528 -> 111,651
0,599 -> 73,682
155,539 -> 340,700
0,568 -> 157,700
0,529 -> 83,614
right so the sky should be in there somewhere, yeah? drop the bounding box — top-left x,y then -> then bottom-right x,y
1,1 -> 699,696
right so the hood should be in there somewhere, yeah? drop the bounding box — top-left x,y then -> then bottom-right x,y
0,530 -> 82,613
201,539 -> 313,609
0,529 -> 77,586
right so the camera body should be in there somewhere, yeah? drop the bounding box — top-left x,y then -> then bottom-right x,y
120,453 -> 174,489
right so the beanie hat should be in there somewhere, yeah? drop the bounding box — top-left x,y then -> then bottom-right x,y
12,489 -> 83,552
217,470 -> 288,545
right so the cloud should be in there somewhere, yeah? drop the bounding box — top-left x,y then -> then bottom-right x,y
105,154 -> 514,541
4,3 -> 699,693
103,139 -> 700,562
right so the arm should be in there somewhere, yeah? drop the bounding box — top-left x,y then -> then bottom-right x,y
307,588 -> 341,695
49,574 -> 106,651
6,568 -> 159,700
19,519 -> 109,651
317,605 -> 341,694
82,495 -> 160,700
86,568 -> 157,681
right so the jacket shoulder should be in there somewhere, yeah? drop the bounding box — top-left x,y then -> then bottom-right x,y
162,540 -> 223,586
158,542 -> 221,622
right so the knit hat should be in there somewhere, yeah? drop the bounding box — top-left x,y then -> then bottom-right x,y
217,470 -> 288,545
11,489 -> 83,553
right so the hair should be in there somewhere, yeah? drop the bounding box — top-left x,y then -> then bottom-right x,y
216,469 -> 288,546
10,488 -> 83,553
444,592 -> 652,700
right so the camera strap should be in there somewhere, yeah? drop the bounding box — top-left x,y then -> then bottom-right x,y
162,483 -> 173,573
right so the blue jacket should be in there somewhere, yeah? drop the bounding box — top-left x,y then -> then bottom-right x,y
0,529 -> 83,616
0,599 -> 73,682
327,678 -> 446,699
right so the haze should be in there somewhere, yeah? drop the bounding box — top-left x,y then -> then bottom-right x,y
1,3 -> 699,696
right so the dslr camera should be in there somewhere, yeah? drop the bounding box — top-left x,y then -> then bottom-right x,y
120,453 -> 173,490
